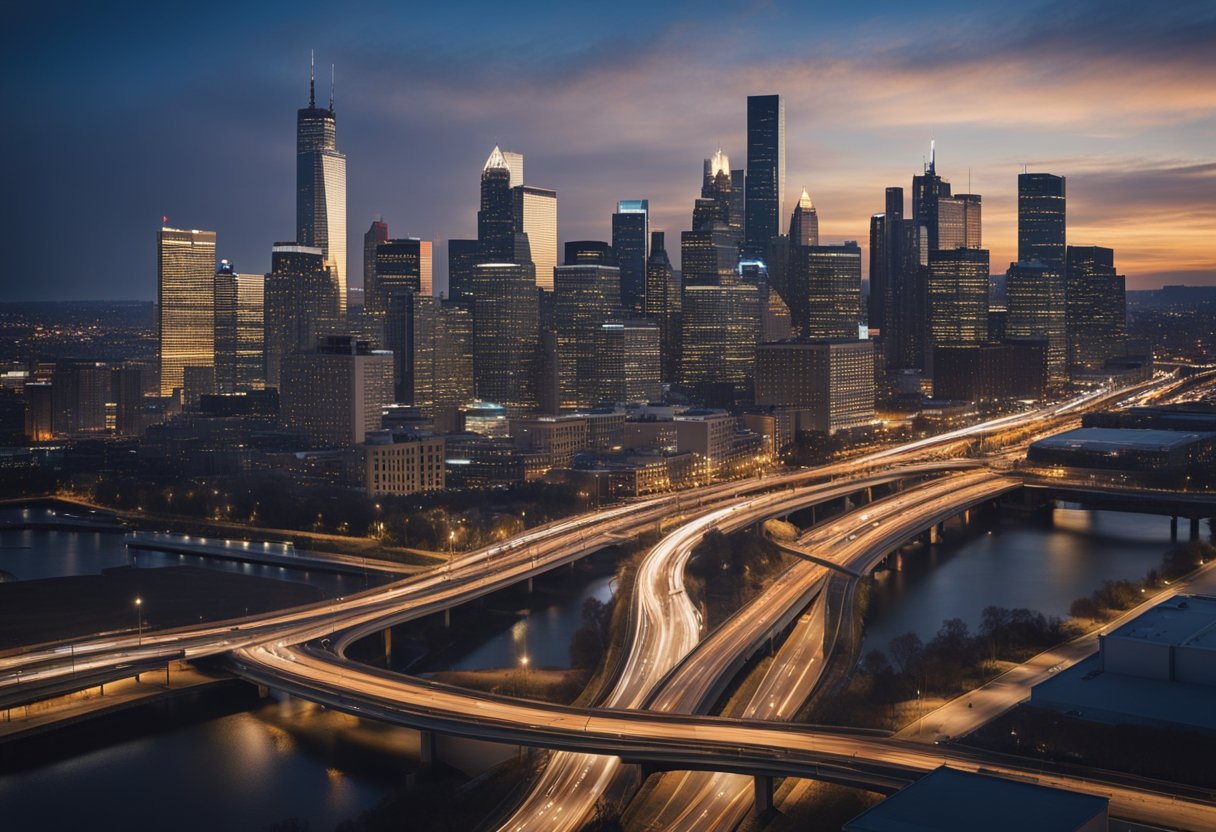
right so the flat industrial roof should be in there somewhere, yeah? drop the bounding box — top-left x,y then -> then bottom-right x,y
845,767 -> 1106,832
1108,594 -> 1216,650
1031,427 -> 1216,453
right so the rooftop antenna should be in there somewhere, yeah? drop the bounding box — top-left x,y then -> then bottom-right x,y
329,64 -> 335,111
309,50 -> 315,107
929,139 -> 936,175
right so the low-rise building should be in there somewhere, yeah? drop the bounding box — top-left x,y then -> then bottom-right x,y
364,430 -> 445,495
510,414 -> 589,469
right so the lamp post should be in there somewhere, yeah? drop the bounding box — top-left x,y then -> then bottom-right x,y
135,597 -> 143,646
519,654 -> 530,697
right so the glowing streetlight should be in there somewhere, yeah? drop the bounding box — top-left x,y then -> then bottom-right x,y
135,597 -> 144,646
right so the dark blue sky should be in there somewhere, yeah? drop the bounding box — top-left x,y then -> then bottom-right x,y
3,0 -> 1214,300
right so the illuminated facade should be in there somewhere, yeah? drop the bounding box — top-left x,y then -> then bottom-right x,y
612,200 -> 649,314
214,262 -> 265,392
795,243 -> 862,341
479,147 -> 515,262
597,320 -> 662,404
926,248 -> 990,365
157,226 -> 216,397
754,340 -> 875,433
644,231 -> 681,383
296,61 -> 347,314
364,431 -> 445,495
680,279 -> 761,405
1065,245 -> 1126,375
471,261 -> 538,409
371,238 -> 432,316
789,188 -> 819,247
938,193 -> 982,250
1007,260 -> 1067,391
280,335 -> 393,448
744,94 -> 785,260
263,243 -> 340,390
554,262 -> 622,409
1018,173 -> 1066,273
514,186 -> 558,291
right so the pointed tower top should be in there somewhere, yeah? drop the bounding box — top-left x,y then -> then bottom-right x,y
483,145 -> 508,171
799,187 -> 814,211
928,139 -> 937,175
709,147 -> 730,177
309,50 -> 315,107
329,64 -> 335,111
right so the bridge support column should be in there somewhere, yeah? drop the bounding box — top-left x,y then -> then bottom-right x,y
383,628 -> 392,663
1191,517 -> 1201,542
1171,516 -> 1179,541
865,486 -> 873,504
443,608 -> 451,628
527,576 -> 534,593
894,551 -> 903,572
418,730 -> 435,767
256,684 -> 269,698
930,523 -> 942,545
963,508 -> 971,526
754,775 -> 775,815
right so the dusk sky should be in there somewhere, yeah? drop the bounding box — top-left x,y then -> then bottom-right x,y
4,0 -> 1214,301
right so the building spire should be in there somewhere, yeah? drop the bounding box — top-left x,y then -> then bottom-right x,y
928,139 -> 936,175
309,50 -> 315,107
329,63 -> 335,111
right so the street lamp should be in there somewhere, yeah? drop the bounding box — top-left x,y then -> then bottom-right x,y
135,597 -> 143,646
519,654 -> 530,696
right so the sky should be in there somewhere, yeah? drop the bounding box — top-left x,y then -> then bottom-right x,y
2,0 -> 1214,301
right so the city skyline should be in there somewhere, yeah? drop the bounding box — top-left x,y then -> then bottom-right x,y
4,0 -> 1215,302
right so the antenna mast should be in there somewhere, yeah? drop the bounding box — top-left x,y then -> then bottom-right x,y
309,50 -> 315,107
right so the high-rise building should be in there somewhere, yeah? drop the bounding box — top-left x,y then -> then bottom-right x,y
933,342 -> 1047,402
513,185 -> 558,291
754,340 -> 875,433
158,226 -> 217,397
912,142 -> 951,251
791,243 -> 862,340
502,150 -> 524,188
371,238 -> 432,310
447,239 -> 480,304
431,300 -> 474,432
926,248 -> 990,349
938,193 -> 982,250
1065,245 -> 1126,375
362,219 -> 389,302
644,231 -> 680,383
479,146 -> 516,263
597,321 -> 662,404
110,365 -> 145,437
263,243 -> 340,390
1006,261 -> 1067,391
681,227 -> 738,287
296,57 -> 347,315
281,335 -> 393,448
869,187 -> 929,372
612,200 -> 649,314
471,259 -> 539,410
744,94 -> 785,261
564,240 -> 616,266
554,261 -> 622,410
1018,173 -> 1066,272
789,188 -> 819,247
214,262 -> 265,393
51,360 -> 110,436
680,280 -> 760,406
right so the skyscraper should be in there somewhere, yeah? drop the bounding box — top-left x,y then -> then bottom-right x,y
1065,245 -> 1126,375
597,321 -> 662,404
926,248 -> 990,378
263,243 -> 339,390
363,219 -> 389,303
792,243 -> 862,341
281,335 -> 393,448
789,188 -> 819,247
645,231 -> 680,383
513,185 -> 558,291
372,239 -> 433,307
478,146 -> 516,263
912,142 -> 951,251
447,239 -> 480,304
680,280 -> 760,406
870,187 -> 929,372
158,226 -> 217,396
1018,173 -> 1066,272
1006,260 -> 1067,391
612,200 -> 649,314
755,341 -> 875,433
554,259 -> 622,410
471,258 -> 538,410
214,261 -> 265,393
744,94 -> 785,261
296,56 -> 347,315
938,193 -> 982,250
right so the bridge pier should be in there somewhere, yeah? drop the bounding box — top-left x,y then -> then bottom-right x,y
929,523 -> 942,545
865,486 -> 873,504
894,551 -> 903,572
418,730 -> 435,767
443,608 -> 451,628
1171,516 -> 1179,541
1191,517 -> 1201,542
256,684 -> 269,698
383,628 -> 392,663
754,775 -> 775,815
527,576 -> 534,593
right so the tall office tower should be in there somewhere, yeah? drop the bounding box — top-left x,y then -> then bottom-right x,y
564,240 -> 616,266
554,261 -> 623,409
447,239 -> 480,304
296,57 -> 347,315
937,193 -> 982,250
51,360 -> 110,436
214,262 -> 266,393
110,365 -> 144,437
790,243 -> 862,340
912,141 -> 951,251
1006,261 -> 1067,391
730,169 -> 746,235
699,150 -> 738,238
789,188 -> 819,247
681,227 -> 738,287
281,335 -> 393,448
755,341 -> 875,433
471,260 -> 539,409
513,185 -> 558,291
479,146 -> 516,262
612,200 -> 649,314
362,219 -> 389,304
431,300 -> 475,431
263,243 -> 340,390
370,238 -> 432,313
926,248 -> 990,378
1018,173 -> 1066,272
24,382 -> 54,442
869,187 -> 929,371
158,227 -> 217,397
680,280 -> 761,406
644,231 -> 681,383
744,94 -> 785,261
1065,245 -> 1126,375
597,320 -> 662,404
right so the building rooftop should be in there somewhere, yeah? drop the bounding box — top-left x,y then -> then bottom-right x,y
845,767 -> 1107,832
1031,427 -> 1216,454
1108,594 -> 1216,650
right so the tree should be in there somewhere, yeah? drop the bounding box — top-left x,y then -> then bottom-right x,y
888,632 -> 923,675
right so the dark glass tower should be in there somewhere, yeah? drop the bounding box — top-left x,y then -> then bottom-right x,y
447,239 -> 480,304
912,142 -> 951,251
1018,173 -> 1066,272
611,200 -> 649,315
296,56 -> 347,315
362,219 -> 388,304
744,94 -> 785,261
478,146 -> 515,263
870,187 -> 929,372
1065,245 -> 1125,374
645,231 -> 680,383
